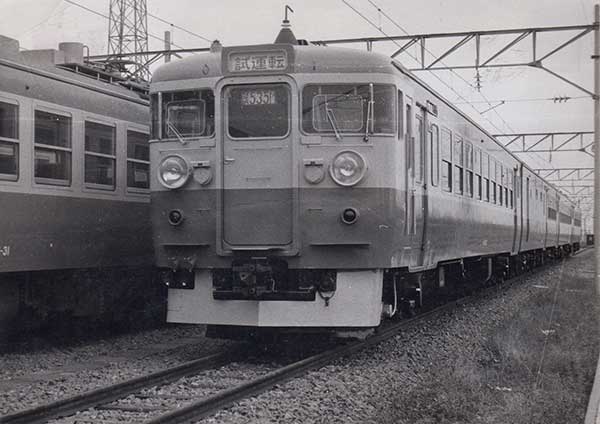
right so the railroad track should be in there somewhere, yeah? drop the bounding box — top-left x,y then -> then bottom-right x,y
2,257 -> 567,424
0,298 -> 463,424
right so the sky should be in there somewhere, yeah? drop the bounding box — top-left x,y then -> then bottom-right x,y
0,0 -> 596,217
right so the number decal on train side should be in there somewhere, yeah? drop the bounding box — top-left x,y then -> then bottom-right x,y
0,246 -> 10,257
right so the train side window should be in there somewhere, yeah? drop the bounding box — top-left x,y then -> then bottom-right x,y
0,100 -> 19,181
474,147 -> 482,200
490,158 -> 497,204
482,152 -> 489,201
465,141 -> 473,197
397,91 -> 404,138
441,128 -> 452,192
415,114 -> 424,183
430,124 -> 439,186
453,136 -> 463,194
34,110 -> 72,186
496,162 -> 504,206
85,121 -> 116,190
127,130 -> 150,190
510,170 -> 514,208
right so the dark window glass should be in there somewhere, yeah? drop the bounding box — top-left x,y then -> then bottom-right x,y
228,84 -> 289,138
397,91 -> 404,137
302,84 -> 395,135
34,110 -> 71,184
0,141 -> 17,177
34,148 -> 71,182
85,122 -> 115,155
454,137 -> 463,194
441,128 -> 452,192
150,94 -> 159,139
415,115 -> 423,182
430,124 -> 439,186
0,101 -> 18,139
161,90 -> 214,139
85,155 -> 114,187
35,110 -> 71,147
85,121 -> 115,188
127,130 -> 150,189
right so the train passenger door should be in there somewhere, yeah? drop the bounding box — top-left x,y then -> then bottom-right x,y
511,167 -> 519,254
220,81 -> 295,251
405,99 -> 414,238
411,107 -> 427,267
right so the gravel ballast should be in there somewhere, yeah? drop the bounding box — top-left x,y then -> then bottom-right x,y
0,324 -> 238,415
199,250 -> 597,424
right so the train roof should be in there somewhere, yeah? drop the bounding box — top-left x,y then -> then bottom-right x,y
0,35 -> 148,105
151,44 -> 397,83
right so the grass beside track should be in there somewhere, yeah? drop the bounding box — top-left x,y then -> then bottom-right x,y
388,249 -> 599,424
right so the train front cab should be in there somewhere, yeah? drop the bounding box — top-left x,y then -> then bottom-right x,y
151,42 -> 404,332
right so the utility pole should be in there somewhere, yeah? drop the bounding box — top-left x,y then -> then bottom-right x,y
595,4 -> 599,282
107,0 -> 150,81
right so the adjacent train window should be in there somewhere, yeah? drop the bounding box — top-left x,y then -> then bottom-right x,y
34,110 -> 71,185
453,136 -> 463,194
228,84 -> 289,138
441,128 -> 452,192
490,159 -> 496,204
161,90 -> 214,139
302,84 -> 395,135
0,101 -> 18,180
465,141 -> 473,197
85,121 -> 116,189
430,124 -> 439,186
482,152 -> 489,201
127,130 -> 150,190
510,170 -> 514,208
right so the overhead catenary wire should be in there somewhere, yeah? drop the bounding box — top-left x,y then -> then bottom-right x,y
345,0 -> 554,171
147,12 -> 212,44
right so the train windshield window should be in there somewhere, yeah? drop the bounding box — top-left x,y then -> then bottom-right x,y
227,84 -> 289,138
85,121 -> 116,189
161,90 -> 214,139
0,101 -> 18,180
127,130 -> 150,190
302,84 -> 395,135
34,110 -> 71,185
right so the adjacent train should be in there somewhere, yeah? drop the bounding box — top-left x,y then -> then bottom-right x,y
0,35 -> 156,331
149,23 -> 582,338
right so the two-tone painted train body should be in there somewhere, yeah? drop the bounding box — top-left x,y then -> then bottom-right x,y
149,25 -> 582,337
0,35 -> 155,329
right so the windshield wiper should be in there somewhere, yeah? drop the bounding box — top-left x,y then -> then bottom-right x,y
326,108 -> 342,141
364,83 -> 374,142
167,121 -> 188,145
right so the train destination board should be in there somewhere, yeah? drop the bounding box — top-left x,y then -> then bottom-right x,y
228,51 -> 287,73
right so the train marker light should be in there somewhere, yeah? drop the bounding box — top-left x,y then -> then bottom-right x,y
168,209 -> 184,226
329,150 -> 367,186
158,155 -> 191,189
341,207 -> 359,225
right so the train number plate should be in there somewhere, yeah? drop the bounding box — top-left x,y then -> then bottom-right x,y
0,245 -> 10,257
240,89 -> 277,106
228,51 -> 287,73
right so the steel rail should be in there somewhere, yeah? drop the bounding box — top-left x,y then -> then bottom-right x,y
0,351 -> 236,424
145,301 -> 463,424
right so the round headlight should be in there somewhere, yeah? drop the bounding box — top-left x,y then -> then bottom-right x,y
158,155 -> 191,189
329,151 -> 367,187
